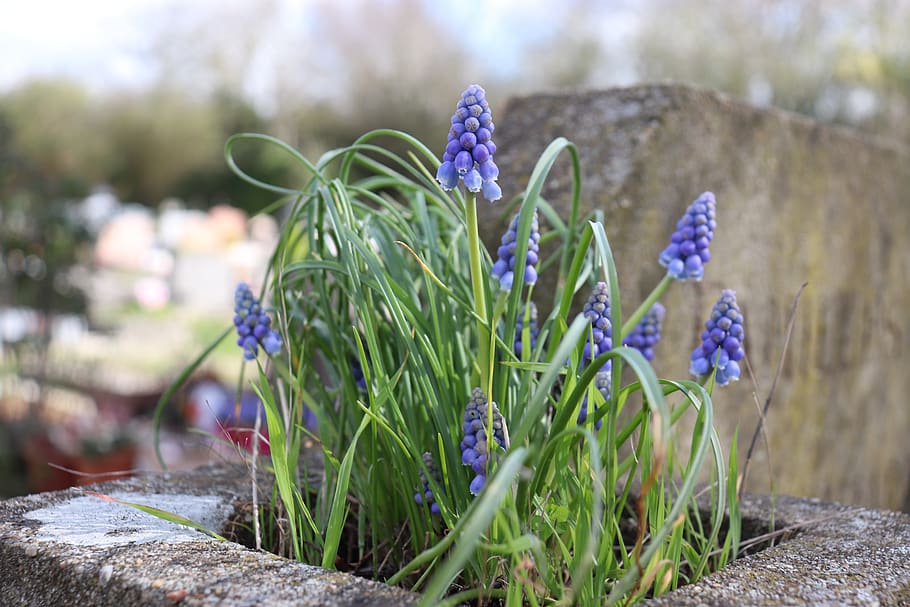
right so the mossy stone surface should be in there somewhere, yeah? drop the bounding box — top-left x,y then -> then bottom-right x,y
484,84 -> 910,510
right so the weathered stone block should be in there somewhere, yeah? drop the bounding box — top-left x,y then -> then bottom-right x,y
0,466 -> 418,606
2,465 -> 907,605
645,492 -> 910,606
482,84 -> 910,509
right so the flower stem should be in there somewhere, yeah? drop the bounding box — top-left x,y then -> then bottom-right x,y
465,191 -> 491,393
620,272 -> 674,340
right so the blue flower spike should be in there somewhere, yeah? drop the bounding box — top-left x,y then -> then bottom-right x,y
659,191 -> 717,281
351,357 -> 367,390
578,370 -> 609,428
460,387 -> 508,495
690,289 -> 746,386
492,208 -> 540,291
578,282 -> 613,427
513,301 -> 539,359
414,452 -> 443,515
233,282 -> 282,361
622,302 -> 666,362
582,281 -> 613,369
436,84 -> 502,202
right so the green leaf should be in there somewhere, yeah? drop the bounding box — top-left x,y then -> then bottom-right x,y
84,491 -> 226,541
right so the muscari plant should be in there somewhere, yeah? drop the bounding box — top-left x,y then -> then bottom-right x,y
159,84 -> 745,606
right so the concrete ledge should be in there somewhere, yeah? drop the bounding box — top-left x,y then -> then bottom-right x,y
646,492 -> 910,606
0,465 -> 419,606
2,464 -> 909,606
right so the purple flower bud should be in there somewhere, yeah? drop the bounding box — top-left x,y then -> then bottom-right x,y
478,159 -> 499,181
463,169 -> 482,192
576,282 -> 614,428
659,192 -> 716,281
582,282 -> 613,373
482,180 -> 502,202
455,150 -> 473,174
233,283 -> 281,360
513,301 -> 539,359
436,85 -> 502,202
436,161 -> 458,190
491,208 -> 540,291
459,132 -> 477,149
414,452 -> 443,515
578,369 -> 609,429
472,144 -> 490,164
622,303 -> 665,362
462,447 -> 476,465
241,336 -> 259,361
689,290 -> 746,386
460,388 -> 507,496
444,139 -> 461,156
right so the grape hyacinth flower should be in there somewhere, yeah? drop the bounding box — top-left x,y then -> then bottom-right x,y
414,452 -> 442,515
351,357 -> 367,390
690,289 -> 746,386
578,282 -> 613,426
350,346 -> 370,390
460,387 -> 507,495
233,283 -> 281,360
622,302 -> 666,362
492,208 -> 540,291
578,370 -> 609,428
659,191 -> 717,281
436,84 -> 502,202
513,301 -> 539,359
582,282 -> 613,370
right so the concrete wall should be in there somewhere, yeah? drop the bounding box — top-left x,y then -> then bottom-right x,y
482,84 -> 910,510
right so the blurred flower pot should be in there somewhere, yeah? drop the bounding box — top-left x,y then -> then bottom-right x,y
71,443 -> 137,486
22,435 -> 74,493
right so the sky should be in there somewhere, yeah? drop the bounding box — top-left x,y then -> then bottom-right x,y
0,0 -> 163,90
0,0 -> 630,103
0,0 -> 160,89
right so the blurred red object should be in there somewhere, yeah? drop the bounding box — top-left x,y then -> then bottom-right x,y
221,426 -> 270,456
22,435 -> 74,493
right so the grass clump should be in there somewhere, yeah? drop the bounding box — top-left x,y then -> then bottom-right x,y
160,84 -> 744,606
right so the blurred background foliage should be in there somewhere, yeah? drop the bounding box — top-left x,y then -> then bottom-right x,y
1,0 -> 908,215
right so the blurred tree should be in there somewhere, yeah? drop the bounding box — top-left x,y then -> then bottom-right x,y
633,0 -> 910,141
272,0 -> 477,156
142,0 -> 279,99
0,193 -> 89,314
509,0 -> 611,93
103,86 -> 222,205
172,89 -> 299,214
828,0 -> 910,139
0,81 -> 93,323
3,0 -> 910,225
0,79 -> 110,200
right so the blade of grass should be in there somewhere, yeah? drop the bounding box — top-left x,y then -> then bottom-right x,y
84,491 -> 227,541
153,326 -> 232,470
322,415 -> 371,569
